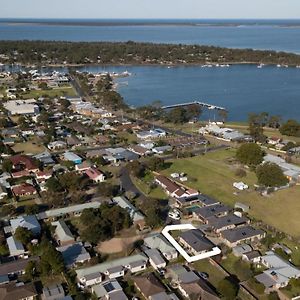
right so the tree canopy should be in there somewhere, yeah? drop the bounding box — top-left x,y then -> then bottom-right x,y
236,143 -> 264,167
256,162 -> 289,187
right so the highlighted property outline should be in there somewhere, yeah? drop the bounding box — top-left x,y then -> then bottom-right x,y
162,224 -> 221,263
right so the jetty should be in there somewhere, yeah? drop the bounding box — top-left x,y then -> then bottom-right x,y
161,101 -> 226,111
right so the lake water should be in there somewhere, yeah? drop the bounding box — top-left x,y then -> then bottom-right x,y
1,19 -> 300,121
3,63 -> 299,122
1,19 -> 300,53
75,65 -> 300,122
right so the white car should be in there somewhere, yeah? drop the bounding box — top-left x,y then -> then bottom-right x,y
168,211 -> 181,220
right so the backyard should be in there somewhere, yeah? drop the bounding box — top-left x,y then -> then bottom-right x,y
159,149 -> 300,238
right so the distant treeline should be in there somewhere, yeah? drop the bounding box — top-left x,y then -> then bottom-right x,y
1,40 -> 300,66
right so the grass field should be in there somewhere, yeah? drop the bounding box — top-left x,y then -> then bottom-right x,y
12,141 -> 46,155
22,86 -> 77,99
131,175 -> 167,199
161,149 -> 300,238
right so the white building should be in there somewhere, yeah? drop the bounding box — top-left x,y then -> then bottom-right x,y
4,99 -> 39,115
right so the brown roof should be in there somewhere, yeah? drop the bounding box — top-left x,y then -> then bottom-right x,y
12,183 -> 36,196
156,175 -> 180,194
130,145 -> 148,155
180,280 -> 220,300
133,273 -> 165,298
0,282 -> 37,300
0,257 -> 40,276
10,155 -> 37,171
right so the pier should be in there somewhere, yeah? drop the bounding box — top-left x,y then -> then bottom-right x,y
161,101 -> 226,111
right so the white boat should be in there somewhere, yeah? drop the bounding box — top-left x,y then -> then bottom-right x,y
257,63 -> 264,69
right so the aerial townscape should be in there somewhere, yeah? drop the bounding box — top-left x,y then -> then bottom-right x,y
1,1 -> 300,300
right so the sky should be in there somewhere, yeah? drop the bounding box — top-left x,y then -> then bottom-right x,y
1,0 -> 300,19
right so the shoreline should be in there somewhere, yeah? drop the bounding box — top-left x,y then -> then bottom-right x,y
5,61 -> 300,69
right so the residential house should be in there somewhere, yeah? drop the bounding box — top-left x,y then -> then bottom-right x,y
48,141 -> 67,151
11,183 -> 37,197
37,202 -> 101,220
197,194 -> 220,207
63,152 -> 82,165
144,248 -> 166,270
232,244 -> 253,257
136,128 -> 166,140
92,279 -> 128,300
152,145 -> 172,154
221,226 -> 265,247
192,204 -> 230,223
76,253 -> 148,286
0,282 -> 37,300
179,229 -> 216,256
6,236 -> 25,257
206,214 -> 250,233
129,145 -> 150,156
66,135 -> 82,148
75,161 -> 91,173
10,154 -> 39,173
57,242 -> 91,268
10,215 -> 41,235
155,175 -> 199,200
85,167 -> 105,183
0,257 -> 40,277
255,251 -> 300,291
112,196 -> 145,229
133,273 -> 165,299
33,151 -> 55,165
42,284 -> 65,300
144,233 -> 178,261
242,251 -> 261,264
52,220 -> 75,246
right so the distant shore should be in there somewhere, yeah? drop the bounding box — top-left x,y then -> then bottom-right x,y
2,19 -> 300,28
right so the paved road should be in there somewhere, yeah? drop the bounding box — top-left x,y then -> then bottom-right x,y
119,167 -> 147,201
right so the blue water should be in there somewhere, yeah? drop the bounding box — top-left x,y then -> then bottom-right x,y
2,19 -> 300,121
1,19 -> 300,53
77,65 -> 300,122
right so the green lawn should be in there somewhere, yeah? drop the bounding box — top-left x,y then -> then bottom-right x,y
131,175 -> 167,200
22,86 -> 77,99
161,149 -> 300,238
192,259 -> 226,287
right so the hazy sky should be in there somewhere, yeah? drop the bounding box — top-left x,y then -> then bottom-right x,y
2,0 -> 300,19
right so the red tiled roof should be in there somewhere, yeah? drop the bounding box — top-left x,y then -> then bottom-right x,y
10,155 -> 37,171
12,183 -> 36,196
11,170 -> 31,178
85,167 -> 103,180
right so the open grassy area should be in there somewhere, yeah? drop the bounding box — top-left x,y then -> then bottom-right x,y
192,259 -> 226,287
161,149 -> 300,238
22,86 -> 77,99
131,176 -> 167,199
12,141 -> 46,155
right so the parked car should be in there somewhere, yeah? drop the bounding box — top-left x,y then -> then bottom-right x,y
168,210 -> 181,220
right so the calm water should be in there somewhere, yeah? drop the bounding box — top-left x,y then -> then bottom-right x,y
1,19 -> 300,121
76,65 -> 300,122
1,19 -> 300,53
4,64 -> 299,121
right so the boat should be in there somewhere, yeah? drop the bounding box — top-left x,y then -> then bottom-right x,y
257,63 -> 265,69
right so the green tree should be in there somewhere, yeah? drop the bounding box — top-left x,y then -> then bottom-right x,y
14,227 -> 33,245
236,143 -> 264,167
127,161 -> 145,177
145,157 -> 167,171
256,162 -> 289,187
2,159 -> 13,173
24,261 -> 38,280
280,119 -> 300,137
25,204 -> 40,215
45,177 -> 64,193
